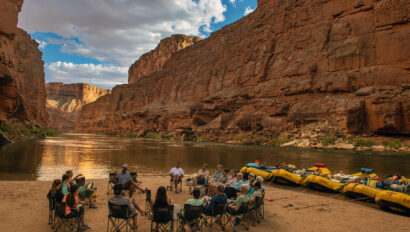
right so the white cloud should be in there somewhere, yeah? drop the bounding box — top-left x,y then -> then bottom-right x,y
35,39 -> 47,49
244,6 -> 255,16
19,0 -> 227,67
45,62 -> 128,89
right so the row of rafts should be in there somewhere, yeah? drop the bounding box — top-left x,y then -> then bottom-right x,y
240,162 -> 409,215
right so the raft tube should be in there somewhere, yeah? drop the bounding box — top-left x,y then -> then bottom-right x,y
375,190 -> 410,214
269,169 -> 303,186
302,175 -> 345,192
307,165 -> 332,176
343,183 -> 382,201
240,166 -> 271,179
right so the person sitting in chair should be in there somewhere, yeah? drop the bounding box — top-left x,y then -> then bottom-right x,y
62,184 -> 90,231
47,179 -> 64,204
249,182 -> 263,205
228,184 -> 249,212
181,188 -> 203,216
194,163 -> 209,187
113,164 -> 145,196
61,174 -> 71,195
224,173 -> 244,199
170,161 -> 184,193
151,186 -> 172,210
66,170 -> 83,184
203,184 -> 227,215
109,184 -> 147,230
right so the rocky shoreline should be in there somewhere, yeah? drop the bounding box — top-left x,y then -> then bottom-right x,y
94,122 -> 410,154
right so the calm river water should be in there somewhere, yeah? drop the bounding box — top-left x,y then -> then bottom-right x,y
0,133 -> 408,181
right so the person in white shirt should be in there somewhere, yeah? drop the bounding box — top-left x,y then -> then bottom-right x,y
194,163 -> 209,187
170,161 -> 184,193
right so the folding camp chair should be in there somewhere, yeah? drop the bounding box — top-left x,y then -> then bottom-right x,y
107,172 -> 117,195
167,176 -> 183,192
76,177 -> 86,187
107,172 -> 143,195
107,201 -> 137,232
250,196 -> 263,226
150,205 -> 174,232
53,203 -> 77,232
226,202 -> 250,231
202,202 -> 228,232
177,204 -> 203,232
48,196 -> 56,228
145,188 -> 152,212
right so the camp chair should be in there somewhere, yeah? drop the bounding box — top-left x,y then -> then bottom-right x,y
202,202 -> 228,232
107,172 -> 117,194
53,203 -> 77,232
250,196 -> 263,226
107,172 -> 143,195
107,201 -> 137,232
226,202 -> 250,231
177,204 -> 203,232
150,205 -> 174,232
48,196 -> 57,228
76,177 -> 86,187
145,188 -> 152,213
167,176 -> 183,192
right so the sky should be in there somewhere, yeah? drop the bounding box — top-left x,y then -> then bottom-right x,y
18,0 -> 258,89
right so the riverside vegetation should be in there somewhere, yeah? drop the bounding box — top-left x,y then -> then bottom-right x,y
0,121 -> 60,146
108,122 -> 409,153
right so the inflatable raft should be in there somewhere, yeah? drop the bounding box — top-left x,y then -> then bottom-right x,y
302,175 -> 345,192
240,163 -> 275,179
269,169 -> 304,185
375,190 -> 410,214
343,183 -> 382,200
307,163 -> 332,176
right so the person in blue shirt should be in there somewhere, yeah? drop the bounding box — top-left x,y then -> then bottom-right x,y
204,184 -> 227,215
61,174 -> 71,195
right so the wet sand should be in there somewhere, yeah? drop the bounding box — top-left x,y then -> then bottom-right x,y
0,176 -> 408,232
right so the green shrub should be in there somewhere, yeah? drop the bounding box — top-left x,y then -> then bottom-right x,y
196,135 -> 209,142
269,137 -> 293,147
144,132 -> 160,139
229,135 -> 249,142
382,139 -> 402,150
354,138 -> 376,147
320,136 -> 337,146
0,123 -> 60,140
160,133 -> 174,140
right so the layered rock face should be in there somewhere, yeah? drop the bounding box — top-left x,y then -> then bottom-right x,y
77,0 -> 410,139
46,82 -> 110,131
128,34 -> 202,83
0,0 -> 48,126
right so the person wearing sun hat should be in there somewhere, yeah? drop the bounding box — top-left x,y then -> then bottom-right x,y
113,164 -> 145,196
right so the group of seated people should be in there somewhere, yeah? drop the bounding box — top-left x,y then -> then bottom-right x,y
47,170 -> 96,231
48,163 -> 265,231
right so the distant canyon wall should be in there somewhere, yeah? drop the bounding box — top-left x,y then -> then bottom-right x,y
77,0 -> 410,140
0,0 -> 48,126
46,82 -> 111,131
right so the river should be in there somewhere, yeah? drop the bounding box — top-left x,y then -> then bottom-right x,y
0,133 -> 408,181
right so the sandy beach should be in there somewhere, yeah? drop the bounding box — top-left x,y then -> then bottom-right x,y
0,176 -> 408,232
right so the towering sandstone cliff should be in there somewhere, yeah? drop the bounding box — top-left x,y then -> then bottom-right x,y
0,0 -> 48,126
129,35 -> 202,83
46,82 -> 110,131
77,0 -> 410,140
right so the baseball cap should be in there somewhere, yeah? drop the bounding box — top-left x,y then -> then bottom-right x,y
122,164 -> 129,169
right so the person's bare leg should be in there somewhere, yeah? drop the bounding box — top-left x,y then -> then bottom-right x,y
132,198 -> 147,215
132,216 -> 137,230
172,175 -> 178,192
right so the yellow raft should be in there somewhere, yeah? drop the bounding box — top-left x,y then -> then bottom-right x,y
302,175 -> 345,192
240,167 -> 271,179
375,190 -> 410,214
343,183 -> 383,200
269,169 -> 303,185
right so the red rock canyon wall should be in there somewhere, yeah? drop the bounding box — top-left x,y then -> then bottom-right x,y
46,82 -> 111,131
77,0 -> 410,139
0,0 -> 48,126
